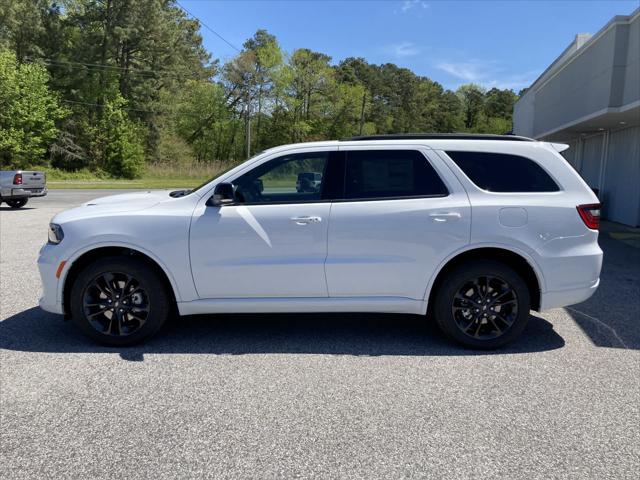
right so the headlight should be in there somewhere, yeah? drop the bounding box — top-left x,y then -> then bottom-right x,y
48,223 -> 64,244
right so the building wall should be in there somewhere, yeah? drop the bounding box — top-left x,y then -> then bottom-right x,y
560,126 -> 640,226
622,16 -> 640,105
514,10 -> 640,226
604,126 -> 640,226
513,11 -> 640,139
533,26 -> 620,137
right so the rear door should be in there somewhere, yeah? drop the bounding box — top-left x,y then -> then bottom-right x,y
325,146 -> 471,300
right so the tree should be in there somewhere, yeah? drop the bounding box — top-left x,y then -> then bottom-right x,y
0,0 -> 48,62
91,95 -> 145,178
0,49 -> 67,168
0,5 -> 520,174
223,29 -> 283,156
485,88 -> 518,120
457,84 -> 486,130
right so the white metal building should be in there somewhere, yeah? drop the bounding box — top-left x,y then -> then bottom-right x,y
514,9 -> 640,226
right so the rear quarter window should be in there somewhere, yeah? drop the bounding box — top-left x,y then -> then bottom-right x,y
446,151 -> 559,192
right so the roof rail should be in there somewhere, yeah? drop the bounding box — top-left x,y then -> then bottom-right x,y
344,133 -> 536,142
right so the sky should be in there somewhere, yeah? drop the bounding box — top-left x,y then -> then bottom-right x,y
179,0 -> 639,91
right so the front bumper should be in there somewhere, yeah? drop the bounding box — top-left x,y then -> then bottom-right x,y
37,243 -> 65,315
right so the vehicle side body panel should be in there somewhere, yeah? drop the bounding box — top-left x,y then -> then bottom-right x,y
38,139 -> 603,319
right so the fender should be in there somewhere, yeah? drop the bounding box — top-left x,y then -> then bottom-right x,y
56,240 -> 185,308
420,242 -> 547,315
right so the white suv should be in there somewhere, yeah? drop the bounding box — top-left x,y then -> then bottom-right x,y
38,134 -> 603,348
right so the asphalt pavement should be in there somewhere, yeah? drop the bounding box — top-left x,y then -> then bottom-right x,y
1,190 -> 639,479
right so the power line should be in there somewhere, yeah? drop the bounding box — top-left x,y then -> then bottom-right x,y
175,1 -> 241,53
61,98 -> 231,121
30,58 -> 205,81
61,99 -> 165,114
60,99 -> 205,118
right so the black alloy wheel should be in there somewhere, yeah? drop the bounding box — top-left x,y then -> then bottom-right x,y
433,260 -> 531,349
82,272 -> 150,337
451,275 -> 518,340
70,256 -> 170,346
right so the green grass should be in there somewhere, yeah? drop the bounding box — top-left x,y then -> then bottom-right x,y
41,166 -> 304,190
47,177 -> 208,190
43,166 -> 213,190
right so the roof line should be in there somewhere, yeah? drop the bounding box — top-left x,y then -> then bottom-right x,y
344,133 -> 535,142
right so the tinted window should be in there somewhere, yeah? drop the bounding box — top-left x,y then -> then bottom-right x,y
344,150 -> 448,200
233,152 -> 329,204
447,151 -> 559,192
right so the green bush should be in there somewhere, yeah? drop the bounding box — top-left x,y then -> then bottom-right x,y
0,50 -> 67,168
92,96 -> 145,179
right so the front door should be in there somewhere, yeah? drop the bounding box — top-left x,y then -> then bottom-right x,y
190,150 -> 335,298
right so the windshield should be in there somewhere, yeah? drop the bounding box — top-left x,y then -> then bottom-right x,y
188,163 -> 239,194
178,151 -> 264,196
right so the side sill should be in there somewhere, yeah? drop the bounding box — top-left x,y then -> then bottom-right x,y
177,297 -> 425,316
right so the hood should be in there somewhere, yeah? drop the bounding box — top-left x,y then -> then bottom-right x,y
83,190 -> 172,210
53,190 -> 173,223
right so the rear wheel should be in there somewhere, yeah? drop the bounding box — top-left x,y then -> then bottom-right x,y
6,198 -> 28,208
433,260 -> 531,349
69,256 -> 171,346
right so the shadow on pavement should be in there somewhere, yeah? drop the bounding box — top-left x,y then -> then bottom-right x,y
565,223 -> 640,350
0,206 -> 36,211
1,307 -> 564,361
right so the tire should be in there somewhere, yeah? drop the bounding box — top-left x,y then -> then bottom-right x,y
69,256 -> 171,346
433,260 -> 531,349
6,198 -> 28,208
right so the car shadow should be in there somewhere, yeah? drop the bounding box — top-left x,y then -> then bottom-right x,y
0,206 -> 36,211
0,307 -> 564,361
564,229 -> 640,350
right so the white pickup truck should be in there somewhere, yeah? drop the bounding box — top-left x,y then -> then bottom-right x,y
0,170 -> 47,208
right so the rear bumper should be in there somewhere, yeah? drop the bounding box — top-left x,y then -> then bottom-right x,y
540,278 -> 600,310
1,187 -> 48,199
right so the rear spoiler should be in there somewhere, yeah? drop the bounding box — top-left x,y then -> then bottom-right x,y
548,142 -> 570,153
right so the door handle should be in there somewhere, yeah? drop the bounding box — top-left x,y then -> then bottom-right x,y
429,212 -> 461,222
290,216 -> 322,225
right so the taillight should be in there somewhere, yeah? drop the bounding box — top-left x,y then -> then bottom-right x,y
577,204 -> 601,230
13,173 -> 22,185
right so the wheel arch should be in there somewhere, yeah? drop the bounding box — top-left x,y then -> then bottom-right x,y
62,245 -> 178,317
424,246 -> 543,315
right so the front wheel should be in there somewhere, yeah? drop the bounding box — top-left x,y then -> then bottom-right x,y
69,256 -> 171,346
6,198 -> 28,208
433,260 -> 531,349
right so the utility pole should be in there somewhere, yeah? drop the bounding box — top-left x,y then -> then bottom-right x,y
358,92 -> 366,135
245,94 -> 251,159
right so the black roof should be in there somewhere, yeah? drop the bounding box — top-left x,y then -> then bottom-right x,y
344,133 -> 535,142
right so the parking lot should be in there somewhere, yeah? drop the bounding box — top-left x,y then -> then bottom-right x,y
1,190 -> 639,479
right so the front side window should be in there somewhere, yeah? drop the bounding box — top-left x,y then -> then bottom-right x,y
232,152 -> 329,204
447,151 -> 560,192
344,150 -> 448,200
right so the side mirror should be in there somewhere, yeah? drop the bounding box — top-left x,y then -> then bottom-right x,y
208,182 -> 235,206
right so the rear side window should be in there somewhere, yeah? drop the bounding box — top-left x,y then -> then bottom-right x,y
344,150 -> 448,200
447,151 -> 559,192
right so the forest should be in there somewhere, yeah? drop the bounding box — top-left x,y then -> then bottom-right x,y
0,0 -> 520,179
